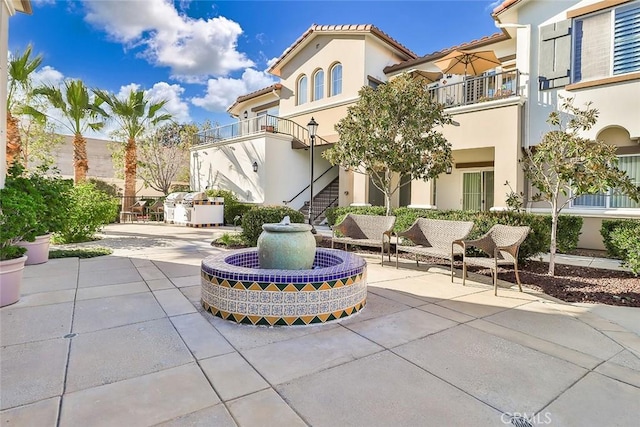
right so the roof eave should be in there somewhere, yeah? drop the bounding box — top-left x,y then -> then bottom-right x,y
13,0 -> 33,14
383,32 -> 510,75
268,24 -> 416,77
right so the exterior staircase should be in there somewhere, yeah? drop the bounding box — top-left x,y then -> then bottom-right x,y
299,178 -> 339,225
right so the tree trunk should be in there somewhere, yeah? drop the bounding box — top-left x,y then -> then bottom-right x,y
548,201 -> 558,276
123,137 -> 137,210
384,192 -> 392,216
73,133 -> 88,183
6,112 -> 21,167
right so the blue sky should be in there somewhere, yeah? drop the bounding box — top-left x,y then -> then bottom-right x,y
10,0 -> 502,136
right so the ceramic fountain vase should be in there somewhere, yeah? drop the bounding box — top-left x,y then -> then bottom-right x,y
257,223 -> 316,270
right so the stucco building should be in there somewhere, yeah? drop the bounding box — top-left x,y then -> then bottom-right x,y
191,0 -> 640,249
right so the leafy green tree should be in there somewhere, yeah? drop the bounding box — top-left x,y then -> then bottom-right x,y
6,45 -> 43,166
31,80 -> 106,183
324,73 -> 452,215
19,108 -> 65,170
93,88 -> 172,209
137,122 -> 196,195
522,97 -> 640,275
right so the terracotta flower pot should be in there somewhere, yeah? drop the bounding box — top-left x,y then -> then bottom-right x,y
17,234 -> 51,265
0,255 -> 28,307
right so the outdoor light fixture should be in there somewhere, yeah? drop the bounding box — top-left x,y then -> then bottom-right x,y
252,161 -> 258,173
307,117 -> 319,232
243,111 -> 248,119
446,164 -> 453,174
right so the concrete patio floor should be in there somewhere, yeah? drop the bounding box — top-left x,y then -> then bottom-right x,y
1,223 -> 639,426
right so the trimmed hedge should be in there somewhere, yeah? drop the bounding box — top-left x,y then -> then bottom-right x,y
328,206 -> 583,262
241,206 -> 306,246
601,219 -> 640,274
610,225 -> 640,275
601,219 -> 640,259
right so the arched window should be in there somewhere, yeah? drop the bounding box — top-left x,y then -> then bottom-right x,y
297,75 -> 308,105
313,69 -> 324,101
330,63 -> 342,96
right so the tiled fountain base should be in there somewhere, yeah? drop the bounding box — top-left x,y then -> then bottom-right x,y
201,248 -> 367,326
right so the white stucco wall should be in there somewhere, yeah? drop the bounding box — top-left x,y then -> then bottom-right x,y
191,133 -> 336,209
192,137 -> 267,203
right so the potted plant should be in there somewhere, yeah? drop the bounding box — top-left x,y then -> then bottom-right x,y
0,185 -> 39,306
16,167 -> 72,264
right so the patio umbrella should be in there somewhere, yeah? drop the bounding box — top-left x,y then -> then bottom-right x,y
433,49 -> 501,78
407,69 -> 443,83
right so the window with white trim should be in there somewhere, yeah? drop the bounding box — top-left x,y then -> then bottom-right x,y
313,69 -> 324,101
296,75 -> 308,105
330,63 -> 342,96
573,154 -> 640,208
572,1 -> 640,83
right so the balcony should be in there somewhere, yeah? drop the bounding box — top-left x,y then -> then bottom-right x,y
194,114 -> 329,148
429,70 -> 522,109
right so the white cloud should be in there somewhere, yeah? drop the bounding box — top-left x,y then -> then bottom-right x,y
110,81 -> 191,125
146,82 -> 191,123
266,57 -> 279,69
31,66 -> 64,87
191,68 -> 277,112
83,0 -> 253,82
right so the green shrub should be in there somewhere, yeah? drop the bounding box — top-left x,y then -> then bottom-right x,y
49,247 -> 113,259
241,206 -> 305,246
0,186 -> 39,260
212,232 -> 248,247
170,183 -> 191,193
601,219 -> 640,258
548,215 -> 583,253
54,183 -> 120,243
87,178 -> 121,197
610,225 -> 640,275
29,170 -> 73,234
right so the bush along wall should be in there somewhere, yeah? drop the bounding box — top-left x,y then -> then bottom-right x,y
601,219 -> 640,274
329,206 -> 583,263
241,206 -> 306,246
601,219 -> 640,259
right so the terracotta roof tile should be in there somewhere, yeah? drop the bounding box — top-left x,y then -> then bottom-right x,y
227,83 -> 282,113
268,24 -> 416,75
383,32 -> 509,74
492,0 -> 523,15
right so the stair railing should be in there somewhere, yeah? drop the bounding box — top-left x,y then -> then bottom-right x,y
312,185 -> 339,223
283,165 -> 336,205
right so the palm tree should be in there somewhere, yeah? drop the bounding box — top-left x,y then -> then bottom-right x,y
6,45 -> 43,166
31,80 -> 106,182
93,88 -> 172,209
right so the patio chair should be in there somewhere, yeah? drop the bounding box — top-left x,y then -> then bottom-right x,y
130,200 -> 147,222
148,199 -> 164,222
331,214 -> 396,265
456,224 -> 530,296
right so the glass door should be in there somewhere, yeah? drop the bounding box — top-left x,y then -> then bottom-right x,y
462,171 -> 494,211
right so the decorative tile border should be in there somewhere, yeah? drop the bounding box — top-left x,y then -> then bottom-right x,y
186,223 -> 224,228
201,248 -> 367,326
193,200 -> 224,205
